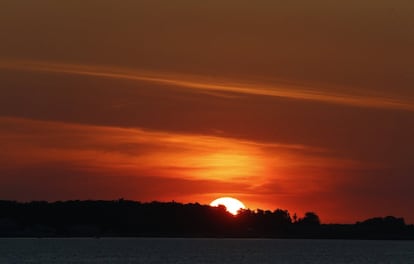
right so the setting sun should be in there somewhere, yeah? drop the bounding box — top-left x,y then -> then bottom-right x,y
210,197 -> 246,215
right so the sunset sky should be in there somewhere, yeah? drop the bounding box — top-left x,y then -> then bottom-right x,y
1,1 -> 413,223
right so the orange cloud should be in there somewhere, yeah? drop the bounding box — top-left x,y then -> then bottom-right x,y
0,117 -> 269,183
0,116 -> 360,181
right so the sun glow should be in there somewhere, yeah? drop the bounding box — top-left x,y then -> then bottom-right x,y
210,197 -> 246,215
190,152 -> 262,181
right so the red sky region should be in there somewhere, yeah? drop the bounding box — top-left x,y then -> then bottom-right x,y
1,1 -> 414,223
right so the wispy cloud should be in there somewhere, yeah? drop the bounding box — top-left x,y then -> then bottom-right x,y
1,60 -> 413,111
0,116 -> 357,184
0,117 -> 275,182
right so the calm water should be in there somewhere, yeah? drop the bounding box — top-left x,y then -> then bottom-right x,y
0,238 -> 413,264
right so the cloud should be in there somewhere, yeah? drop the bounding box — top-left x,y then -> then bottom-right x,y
0,116 -> 311,183
0,118 -> 277,209
0,116 -> 354,193
1,60 -> 413,112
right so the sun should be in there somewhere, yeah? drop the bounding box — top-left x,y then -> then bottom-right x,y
210,197 -> 246,215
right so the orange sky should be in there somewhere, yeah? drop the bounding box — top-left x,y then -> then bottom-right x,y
0,1 -> 413,223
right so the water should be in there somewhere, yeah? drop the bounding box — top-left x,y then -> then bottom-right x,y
0,238 -> 413,264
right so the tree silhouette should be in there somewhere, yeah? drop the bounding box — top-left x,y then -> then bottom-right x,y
297,212 -> 320,226
0,200 -> 412,239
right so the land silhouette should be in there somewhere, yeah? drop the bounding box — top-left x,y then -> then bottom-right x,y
0,200 -> 413,239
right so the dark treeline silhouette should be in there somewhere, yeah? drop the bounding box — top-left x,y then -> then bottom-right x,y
0,200 -> 413,239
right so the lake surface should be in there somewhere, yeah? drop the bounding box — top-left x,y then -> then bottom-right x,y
0,238 -> 413,263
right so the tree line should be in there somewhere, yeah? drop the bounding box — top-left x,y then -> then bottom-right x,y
0,200 -> 413,239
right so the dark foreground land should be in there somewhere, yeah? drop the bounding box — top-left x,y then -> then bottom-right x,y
0,200 -> 413,239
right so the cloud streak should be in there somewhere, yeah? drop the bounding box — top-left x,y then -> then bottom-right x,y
1,60 -> 413,112
0,117 -> 362,203
0,116 -> 295,182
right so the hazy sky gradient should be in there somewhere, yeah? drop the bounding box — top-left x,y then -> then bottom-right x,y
0,1 -> 413,223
